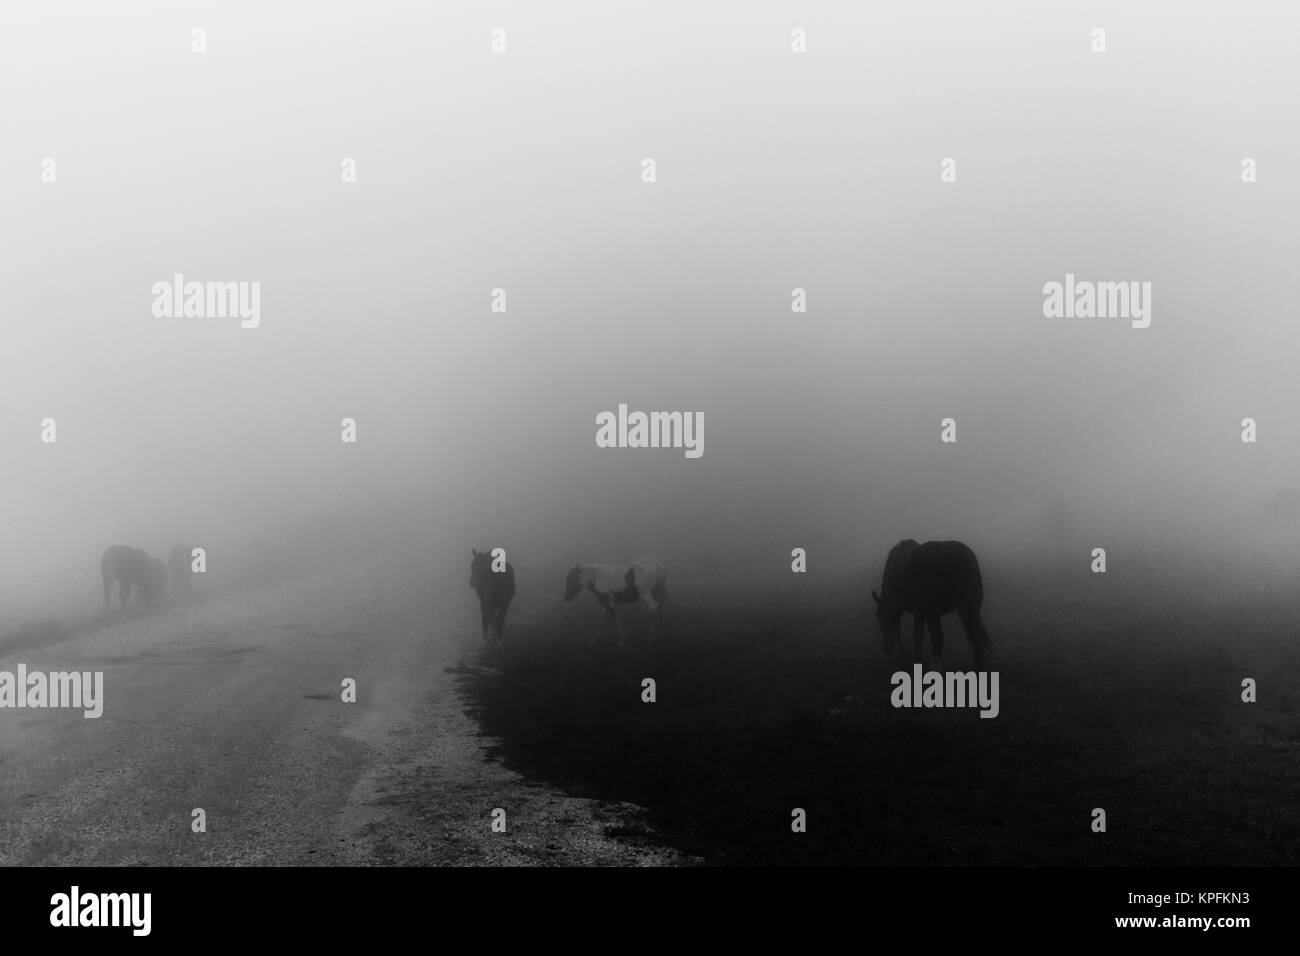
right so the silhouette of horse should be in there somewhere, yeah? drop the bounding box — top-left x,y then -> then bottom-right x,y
871,539 -> 991,670
470,548 -> 515,649
101,545 -> 169,613
564,557 -> 667,645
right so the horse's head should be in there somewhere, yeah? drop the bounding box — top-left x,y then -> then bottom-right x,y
470,549 -> 490,590
563,565 -> 584,601
871,589 -> 903,656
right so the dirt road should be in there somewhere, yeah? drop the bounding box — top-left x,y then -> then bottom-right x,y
0,568 -> 689,866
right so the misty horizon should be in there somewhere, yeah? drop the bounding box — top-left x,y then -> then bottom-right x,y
4,1 -> 1298,622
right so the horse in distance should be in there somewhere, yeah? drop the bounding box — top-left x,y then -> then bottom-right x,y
871,539 -> 992,670
101,545 -> 169,614
563,557 -> 667,645
470,548 -> 515,649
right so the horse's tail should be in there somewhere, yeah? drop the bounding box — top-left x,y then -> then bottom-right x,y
959,602 -> 989,639
958,545 -> 989,662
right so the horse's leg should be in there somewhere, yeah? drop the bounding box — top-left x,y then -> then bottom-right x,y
646,580 -> 668,642
597,593 -> 623,645
593,594 -> 615,645
495,606 -> 508,650
643,596 -> 661,643
927,613 -> 945,673
960,605 -> 991,669
911,614 -> 925,662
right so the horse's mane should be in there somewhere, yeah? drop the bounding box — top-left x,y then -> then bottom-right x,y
880,539 -> 920,597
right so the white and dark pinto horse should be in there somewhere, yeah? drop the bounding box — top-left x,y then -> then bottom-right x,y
871,539 -> 992,670
563,557 -> 667,645
470,548 -> 516,649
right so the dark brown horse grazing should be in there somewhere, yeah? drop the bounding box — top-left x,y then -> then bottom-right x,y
871,539 -> 992,670
470,548 -> 516,649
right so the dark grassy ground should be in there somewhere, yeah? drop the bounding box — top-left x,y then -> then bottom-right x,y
459,591 -> 1300,865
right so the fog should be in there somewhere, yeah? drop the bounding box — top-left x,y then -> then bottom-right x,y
4,0 -> 1299,628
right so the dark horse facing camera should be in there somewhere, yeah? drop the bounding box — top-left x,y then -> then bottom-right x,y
470,548 -> 516,649
101,545 -> 169,613
871,539 -> 992,671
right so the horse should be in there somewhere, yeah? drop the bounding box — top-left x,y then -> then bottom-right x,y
470,548 -> 515,649
563,557 -> 667,645
101,545 -> 169,613
871,539 -> 992,671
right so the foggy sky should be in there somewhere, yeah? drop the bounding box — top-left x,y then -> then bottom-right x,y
3,1 -> 1299,623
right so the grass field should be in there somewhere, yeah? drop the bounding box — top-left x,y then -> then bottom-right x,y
460,589 -> 1300,865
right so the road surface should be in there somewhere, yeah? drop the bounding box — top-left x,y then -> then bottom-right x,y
0,566 -> 688,866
